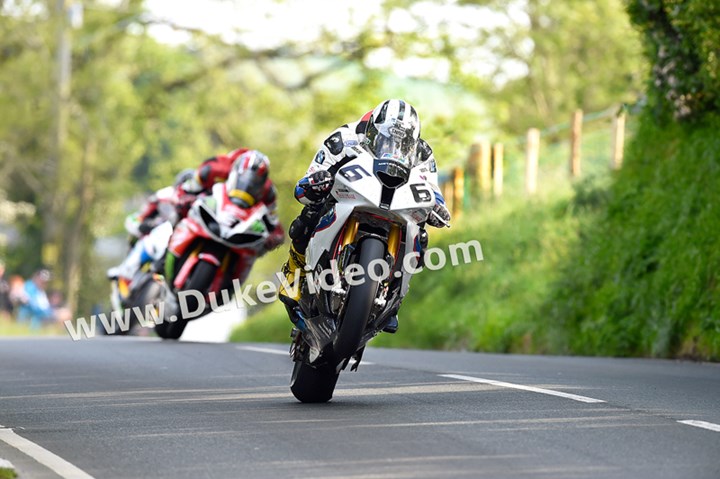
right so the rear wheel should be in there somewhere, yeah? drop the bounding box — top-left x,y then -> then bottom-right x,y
155,260 -> 217,340
290,360 -> 339,403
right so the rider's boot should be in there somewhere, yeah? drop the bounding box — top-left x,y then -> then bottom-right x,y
278,244 -> 307,309
382,315 -> 399,334
379,229 -> 427,334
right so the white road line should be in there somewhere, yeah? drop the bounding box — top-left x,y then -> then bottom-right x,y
0,425 -> 94,479
236,345 -> 290,356
678,420 -> 720,432
440,374 -> 605,404
235,346 -> 374,365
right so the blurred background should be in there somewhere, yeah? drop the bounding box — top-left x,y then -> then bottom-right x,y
0,0 -> 717,359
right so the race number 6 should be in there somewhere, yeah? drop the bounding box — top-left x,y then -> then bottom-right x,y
339,165 -> 371,182
410,183 -> 432,203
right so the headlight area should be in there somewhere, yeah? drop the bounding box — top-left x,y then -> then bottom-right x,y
198,205 -> 222,237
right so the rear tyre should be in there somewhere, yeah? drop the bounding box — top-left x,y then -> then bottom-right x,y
154,260 -> 217,340
290,360 -> 339,403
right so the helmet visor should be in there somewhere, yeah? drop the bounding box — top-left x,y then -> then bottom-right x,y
366,123 -> 418,168
227,170 -> 263,208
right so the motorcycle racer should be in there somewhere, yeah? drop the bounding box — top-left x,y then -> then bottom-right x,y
125,169 -> 196,242
173,149 -> 285,260
279,99 -> 451,333
108,150 -> 284,293
107,169 -> 195,282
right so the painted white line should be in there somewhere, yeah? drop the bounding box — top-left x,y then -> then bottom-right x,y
440,374 -> 605,404
235,346 -> 374,365
678,420 -> 720,432
236,345 -> 289,356
0,426 -> 94,479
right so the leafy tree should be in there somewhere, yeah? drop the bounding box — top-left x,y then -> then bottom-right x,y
626,0 -> 720,121
457,0 -> 646,133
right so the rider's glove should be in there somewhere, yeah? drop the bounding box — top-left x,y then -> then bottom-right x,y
297,170 -> 334,203
426,202 -> 451,228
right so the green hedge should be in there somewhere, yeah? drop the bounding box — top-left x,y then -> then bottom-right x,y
543,113 -> 720,359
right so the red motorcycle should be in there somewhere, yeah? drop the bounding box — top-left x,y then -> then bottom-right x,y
155,182 -> 281,339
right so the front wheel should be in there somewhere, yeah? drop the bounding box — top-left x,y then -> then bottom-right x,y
154,260 -> 217,340
333,236 -> 386,361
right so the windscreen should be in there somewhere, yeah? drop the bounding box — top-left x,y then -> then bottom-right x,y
367,125 -> 418,169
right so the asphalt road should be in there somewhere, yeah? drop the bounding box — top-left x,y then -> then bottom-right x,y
0,338 -> 718,479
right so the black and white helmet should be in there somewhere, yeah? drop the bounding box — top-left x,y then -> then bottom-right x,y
364,99 -> 421,167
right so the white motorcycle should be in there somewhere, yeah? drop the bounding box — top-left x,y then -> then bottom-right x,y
108,221 -> 174,335
289,144 -> 447,402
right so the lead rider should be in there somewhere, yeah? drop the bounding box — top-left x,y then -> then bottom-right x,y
279,99 -> 451,333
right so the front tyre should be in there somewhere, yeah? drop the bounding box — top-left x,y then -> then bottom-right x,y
333,236 -> 386,361
154,260 -> 217,340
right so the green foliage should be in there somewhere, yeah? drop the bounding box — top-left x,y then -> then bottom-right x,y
0,466 -> 17,479
626,0 -> 720,121
4,0 -> 488,314
536,0 -> 720,360
458,0 -> 645,134
544,113 -> 720,359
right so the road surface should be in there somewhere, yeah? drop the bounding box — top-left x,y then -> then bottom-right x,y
0,338 -> 718,478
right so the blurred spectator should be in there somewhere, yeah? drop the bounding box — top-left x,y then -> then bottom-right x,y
48,289 -> 72,324
17,269 -> 54,329
8,275 -> 28,308
0,261 -> 11,316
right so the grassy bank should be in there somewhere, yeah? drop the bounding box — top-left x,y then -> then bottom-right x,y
542,113 -> 720,359
0,466 -> 17,479
0,315 -> 65,337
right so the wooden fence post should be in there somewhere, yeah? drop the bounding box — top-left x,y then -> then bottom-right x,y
441,178 -> 452,214
525,128 -> 540,195
452,167 -> 464,217
492,143 -> 504,197
610,111 -> 626,170
570,109 -> 583,177
466,143 -> 480,197
479,140 -> 491,195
